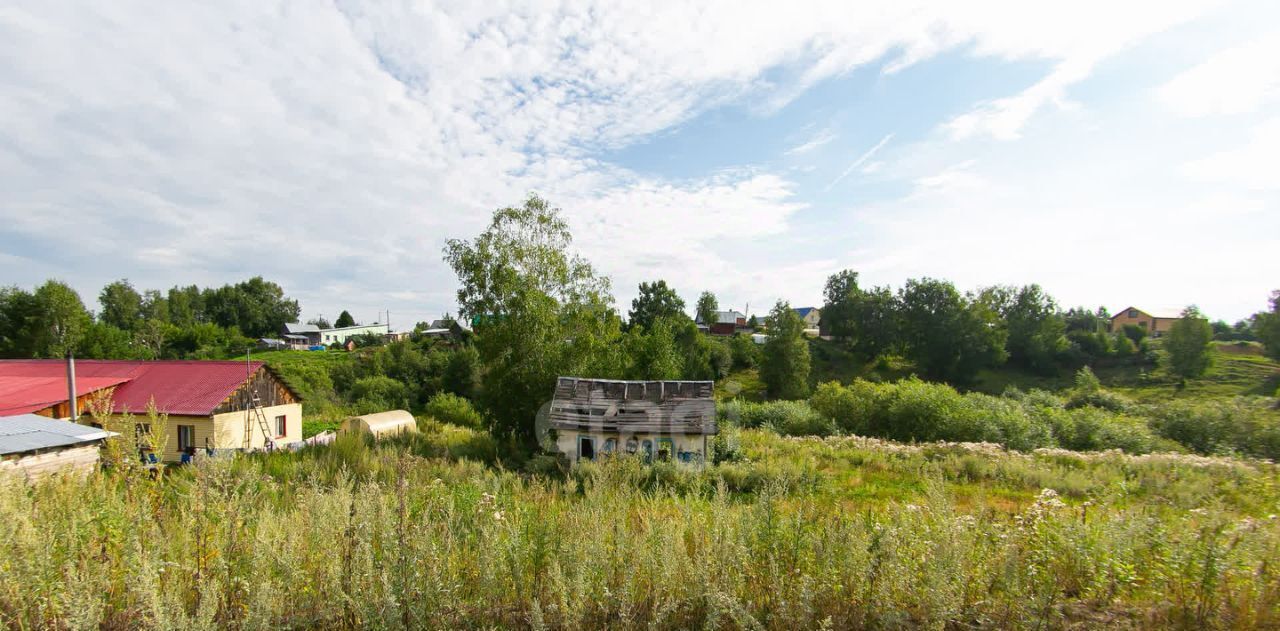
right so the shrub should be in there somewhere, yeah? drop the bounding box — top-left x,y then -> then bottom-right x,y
729,334 -> 760,369
424,392 -> 485,429
810,380 -> 886,434
348,375 -> 409,414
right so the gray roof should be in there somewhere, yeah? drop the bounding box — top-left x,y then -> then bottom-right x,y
714,310 -> 745,324
0,414 -> 114,456
283,322 -> 321,334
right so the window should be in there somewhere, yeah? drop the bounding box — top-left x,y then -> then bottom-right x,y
602,438 -> 617,454
657,438 -> 674,462
274,415 -> 287,438
642,439 -> 654,462
625,437 -> 639,454
1128,309 -> 1138,318
578,435 -> 596,460
177,425 -> 195,452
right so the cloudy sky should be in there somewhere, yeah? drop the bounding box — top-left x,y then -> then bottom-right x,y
2,0 -> 1277,326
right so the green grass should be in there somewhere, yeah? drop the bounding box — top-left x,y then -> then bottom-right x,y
715,368 -> 766,401
252,348 -> 357,417
970,345 -> 1280,403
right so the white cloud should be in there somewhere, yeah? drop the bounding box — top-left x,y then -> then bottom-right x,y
0,0 -> 1261,323
1159,35 -> 1280,117
784,129 -> 837,156
1182,117 -> 1280,189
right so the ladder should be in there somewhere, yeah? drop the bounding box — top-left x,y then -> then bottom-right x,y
243,393 -> 276,451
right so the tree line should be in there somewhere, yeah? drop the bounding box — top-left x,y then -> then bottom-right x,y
821,270 -> 1280,384
0,277 -> 301,360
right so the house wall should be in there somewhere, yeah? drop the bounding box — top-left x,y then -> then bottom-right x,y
709,323 -> 736,335
317,324 -> 390,346
212,402 -> 303,453
118,402 -> 300,462
801,310 -> 821,327
556,431 -> 708,464
1,443 -> 101,481
137,414 -> 216,462
1110,311 -> 1180,337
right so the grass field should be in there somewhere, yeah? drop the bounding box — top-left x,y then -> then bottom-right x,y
2,426 -> 1278,629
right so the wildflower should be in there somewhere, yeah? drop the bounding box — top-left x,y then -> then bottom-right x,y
493,510 -> 505,522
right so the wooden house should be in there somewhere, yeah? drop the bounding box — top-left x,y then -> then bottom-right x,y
549,377 -> 717,464
1109,307 -> 1187,338
0,360 -> 303,462
0,414 -> 113,480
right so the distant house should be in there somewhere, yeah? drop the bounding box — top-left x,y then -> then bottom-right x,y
1109,307 -> 1188,338
257,338 -> 288,351
0,360 -> 302,462
281,322 -> 321,348
549,377 -> 717,465
1,414 -> 114,481
284,322 -> 390,347
708,310 -> 746,336
794,307 -> 821,331
421,318 -> 472,342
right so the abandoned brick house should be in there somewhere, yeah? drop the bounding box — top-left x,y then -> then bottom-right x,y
549,377 -> 717,464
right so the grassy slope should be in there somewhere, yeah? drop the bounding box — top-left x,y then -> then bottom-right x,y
252,349 -> 357,434
975,343 -> 1280,403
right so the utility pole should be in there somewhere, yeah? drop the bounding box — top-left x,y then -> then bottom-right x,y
66,349 -> 77,422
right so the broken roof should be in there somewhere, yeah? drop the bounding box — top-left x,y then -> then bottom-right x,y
0,414 -> 113,455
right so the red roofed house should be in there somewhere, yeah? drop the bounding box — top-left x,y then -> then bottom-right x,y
0,360 -> 302,462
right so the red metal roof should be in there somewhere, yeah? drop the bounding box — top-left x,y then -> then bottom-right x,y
0,375 -> 131,416
0,360 -> 271,417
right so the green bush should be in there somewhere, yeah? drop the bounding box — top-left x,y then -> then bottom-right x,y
1147,398 -> 1280,459
424,392 -> 485,429
348,375 -> 409,414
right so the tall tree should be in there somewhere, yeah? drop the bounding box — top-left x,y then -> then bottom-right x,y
444,195 -> 616,443
898,278 -> 1006,384
99,279 -> 143,332
308,316 -> 332,329
695,291 -> 718,326
1166,306 -> 1213,380
821,270 -> 898,359
629,280 -> 686,330
166,285 -> 203,327
0,286 -> 40,358
821,270 -> 861,342
140,290 -> 169,323
979,284 -> 1067,374
201,277 -> 300,338
33,280 -> 94,358
1257,291 -> 1280,362
334,310 -> 355,328
760,300 -> 811,399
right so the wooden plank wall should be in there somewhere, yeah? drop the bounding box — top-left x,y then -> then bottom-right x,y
0,444 -> 101,481
550,377 -> 717,434
213,368 -> 298,415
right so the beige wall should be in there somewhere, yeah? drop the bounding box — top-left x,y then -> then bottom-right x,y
213,403 -> 303,453
556,431 -> 708,464
1111,310 -> 1179,336
1,443 -> 101,481
119,402 -> 302,462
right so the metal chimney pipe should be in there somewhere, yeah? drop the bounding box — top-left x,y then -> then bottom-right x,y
66,351 -> 78,421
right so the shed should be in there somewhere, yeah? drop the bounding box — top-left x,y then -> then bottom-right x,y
341,410 -> 418,439
0,414 -> 114,481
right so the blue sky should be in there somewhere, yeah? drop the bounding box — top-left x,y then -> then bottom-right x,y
1,0 -> 1277,325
